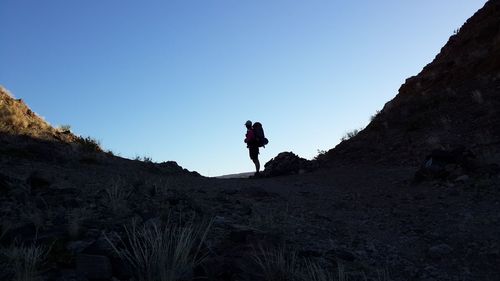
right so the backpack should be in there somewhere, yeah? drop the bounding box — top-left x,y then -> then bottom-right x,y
252,122 -> 269,147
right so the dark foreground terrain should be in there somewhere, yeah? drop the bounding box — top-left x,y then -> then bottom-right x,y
1,133 -> 499,281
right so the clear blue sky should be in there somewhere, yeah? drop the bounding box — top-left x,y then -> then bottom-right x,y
0,0 -> 487,176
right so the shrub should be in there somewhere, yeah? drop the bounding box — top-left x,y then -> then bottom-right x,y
341,129 -> 360,142
105,218 -> 212,281
370,110 -> 381,122
314,149 -> 327,161
77,136 -> 102,153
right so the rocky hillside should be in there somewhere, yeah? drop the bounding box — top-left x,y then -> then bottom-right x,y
0,86 -> 77,143
324,0 -> 500,166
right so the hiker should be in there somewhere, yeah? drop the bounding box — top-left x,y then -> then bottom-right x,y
244,120 -> 260,176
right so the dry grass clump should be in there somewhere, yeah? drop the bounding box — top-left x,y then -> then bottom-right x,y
104,178 -> 132,215
0,243 -> 50,281
251,245 -> 302,281
251,246 -> 391,281
105,218 -> 212,281
76,136 -> 103,152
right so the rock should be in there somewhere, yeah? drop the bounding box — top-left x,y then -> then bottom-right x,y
76,254 -> 113,280
214,216 -> 226,225
428,244 -> 453,259
263,152 -> 315,176
455,175 -> 470,182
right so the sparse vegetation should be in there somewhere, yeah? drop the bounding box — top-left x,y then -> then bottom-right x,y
370,110 -> 381,122
104,218 -> 212,281
251,247 -> 390,281
251,245 -> 302,281
57,124 -> 71,132
314,149 -> 328,161
76,136 -> 102,152
304,260 -> 337,281
105,179 -> 132,215
0,243 -> 50,281
341,129 -> 361,142
249,204 -> 291,235
135,155 -> 153,163
0,87 -> 52,137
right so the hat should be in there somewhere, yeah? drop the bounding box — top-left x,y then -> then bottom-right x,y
245,120 -> 252,126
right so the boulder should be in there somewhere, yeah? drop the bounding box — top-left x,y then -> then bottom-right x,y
263,152 -> 315,177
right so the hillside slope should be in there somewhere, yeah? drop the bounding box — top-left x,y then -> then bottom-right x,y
325,0 -> 500,166
0,86 -> 77,143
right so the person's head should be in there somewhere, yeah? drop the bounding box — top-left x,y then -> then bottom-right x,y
245,120 -> 252,129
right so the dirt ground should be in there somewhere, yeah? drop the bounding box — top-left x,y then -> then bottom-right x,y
196,165 -> 500,281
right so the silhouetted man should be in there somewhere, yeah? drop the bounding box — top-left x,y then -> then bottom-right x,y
244,120 -> 260,176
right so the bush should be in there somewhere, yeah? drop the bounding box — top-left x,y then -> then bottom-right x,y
370,110 -> 381,122
341,129 -> 360,142
314,149 -> 327,161
77,136 -> 102,153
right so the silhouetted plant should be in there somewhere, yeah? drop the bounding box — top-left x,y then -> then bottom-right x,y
77,136 -> 102,152
370,110 -> 381,122
341,129 -> 360,142
314,149 -> 328,161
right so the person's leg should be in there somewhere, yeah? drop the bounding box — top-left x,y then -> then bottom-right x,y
249,146 -> 260,175
253,158 -> 260,173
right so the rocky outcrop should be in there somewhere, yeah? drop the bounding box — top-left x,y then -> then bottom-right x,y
263,152 -> 316,176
